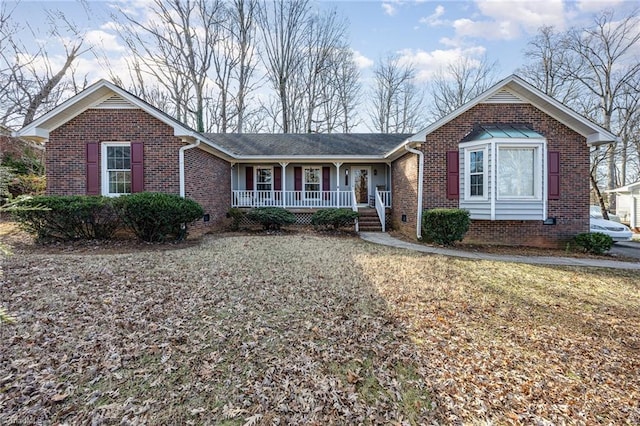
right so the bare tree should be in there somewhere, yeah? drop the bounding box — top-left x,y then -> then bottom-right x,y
297,9 -> 349,133
319,48 -> 361,133
429,56 -> 498,120
258,0 -> 310,133
615,77 -> 640,186
0,8 -> 89,127
564,8 -> 640,209
115,0 -> 223,132
228,0 -> 260,133
518,25 -> 580,104
369,54 -> 424,133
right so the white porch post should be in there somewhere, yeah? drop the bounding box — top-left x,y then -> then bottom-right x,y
230,162 -> 236,207
280,162 -> 288,207
387,162 -> 392,206
334,162 -> 342,207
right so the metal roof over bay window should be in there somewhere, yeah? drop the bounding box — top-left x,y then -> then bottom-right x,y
461,124 -> 545,143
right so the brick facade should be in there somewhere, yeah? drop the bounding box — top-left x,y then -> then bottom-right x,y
391,152 -> 419,236
393,103 -> 590,247
184,147 -> 231,229
47,108 -> 230,230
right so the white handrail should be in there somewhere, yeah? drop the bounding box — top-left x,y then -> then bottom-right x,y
351,189 -> 359,232
375,188 -> 386,232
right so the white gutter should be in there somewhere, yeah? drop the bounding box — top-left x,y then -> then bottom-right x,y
179,138 -> 201,197
404,143 -> 424,239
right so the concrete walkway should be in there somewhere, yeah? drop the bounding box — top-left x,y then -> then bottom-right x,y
359,232 -> 640,270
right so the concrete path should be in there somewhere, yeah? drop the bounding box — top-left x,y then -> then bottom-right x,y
359,232 -> 640,270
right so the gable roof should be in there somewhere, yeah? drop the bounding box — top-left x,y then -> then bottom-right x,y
15,79 -> 236,160
404,74 -> 619,148
205,133 -> 412,159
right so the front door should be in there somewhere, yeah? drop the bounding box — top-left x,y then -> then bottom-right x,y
351,167 -> 370,204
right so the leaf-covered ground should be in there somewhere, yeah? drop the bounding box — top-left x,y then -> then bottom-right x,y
1,233 -> 639,424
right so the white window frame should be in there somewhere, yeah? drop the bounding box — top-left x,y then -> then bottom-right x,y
462,144 -> 488,201
303,166 -> 322,200
254,166 -> 273,199
496,143 -> 543,201
101,142 -> 132,197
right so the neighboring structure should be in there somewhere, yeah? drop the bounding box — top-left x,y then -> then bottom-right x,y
609,182 -> 640,230
16,75 -> 618,247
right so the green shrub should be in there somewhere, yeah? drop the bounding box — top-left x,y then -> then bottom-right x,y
245,207 -> 296,230
12,195 -> 119,240
311,208 -> 359,230
227,208 -> 245,231
112,192 -> 204,242
573,232 -> 613,254
422,208 -> 470,246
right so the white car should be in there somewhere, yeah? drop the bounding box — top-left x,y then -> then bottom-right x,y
590,205 -> 621,222
590,215 -> 633,242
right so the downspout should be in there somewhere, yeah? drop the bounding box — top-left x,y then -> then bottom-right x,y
179,138 -> 201,197
405,143 -> 424,239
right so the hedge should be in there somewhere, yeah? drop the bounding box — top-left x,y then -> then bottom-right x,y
422,208 -> 471,246
112,192 -> 203,242
311,208 -> 359,230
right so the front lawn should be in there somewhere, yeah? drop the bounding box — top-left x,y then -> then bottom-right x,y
1,234 -> 638,424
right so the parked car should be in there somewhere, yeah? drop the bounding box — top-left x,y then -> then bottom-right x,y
590,215 -> 633,242
590,205 -> 621,222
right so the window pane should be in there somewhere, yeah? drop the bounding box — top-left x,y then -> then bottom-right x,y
498,148 -> 535,197
470,174 -> 483,196
107,146 -> 131,170
305,168 -> 320,184
470,151 -> 483,173
256,168 -> 272,191
108,170 -> 131,194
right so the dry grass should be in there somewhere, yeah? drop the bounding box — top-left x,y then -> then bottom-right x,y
1,232 -> 639,424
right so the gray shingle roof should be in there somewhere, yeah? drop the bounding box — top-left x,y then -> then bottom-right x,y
202,133 -> 413,157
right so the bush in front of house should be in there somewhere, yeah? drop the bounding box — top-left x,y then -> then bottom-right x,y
12,195 -> 119,241
422,208 -> 471,246
112,192 -> 204,242
573,232 -> 613,255
245,207 -> 296,230
311,208 -> 359,230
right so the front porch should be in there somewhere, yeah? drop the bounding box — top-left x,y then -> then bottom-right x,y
230,162 -> 393,231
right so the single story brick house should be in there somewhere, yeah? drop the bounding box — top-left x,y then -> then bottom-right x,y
16,75 -> 617,247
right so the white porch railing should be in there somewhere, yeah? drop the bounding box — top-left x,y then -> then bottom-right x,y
232,190 -> 391,209
374,188 -> 386,232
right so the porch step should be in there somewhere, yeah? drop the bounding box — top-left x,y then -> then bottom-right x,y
358,208 -> 383,232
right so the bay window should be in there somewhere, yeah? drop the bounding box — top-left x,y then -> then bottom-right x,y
497,147 -> 537,198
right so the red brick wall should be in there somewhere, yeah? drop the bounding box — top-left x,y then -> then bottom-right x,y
185,147 -> 231,229
394,103 -> 590,247
47,108 -> 231,230
391,152 -> 419,237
